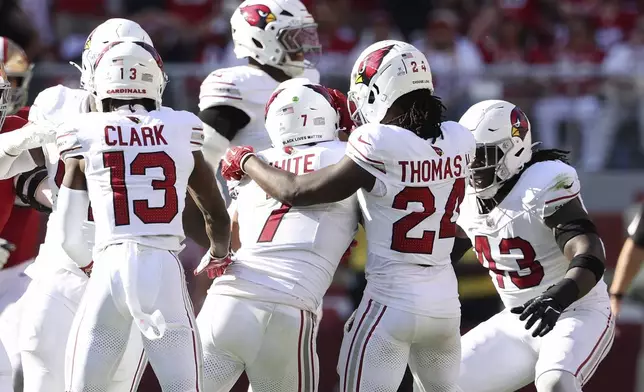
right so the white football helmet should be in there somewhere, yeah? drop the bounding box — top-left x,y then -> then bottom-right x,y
265,82 -> 338,147
231,0 -> 320,77
458,100 -> 534,199
0,64 -> 10,129
348,40 -> 434,125
92,41 -> 165,113
77,18 -> 155,92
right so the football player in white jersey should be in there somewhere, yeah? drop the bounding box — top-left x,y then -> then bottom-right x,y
453,100 -> 614,392
56,41 -> 230,392
221,40 -> 476,392
0,19 -> 165,392
199,82 -> 358,392
197,0 -> 321,169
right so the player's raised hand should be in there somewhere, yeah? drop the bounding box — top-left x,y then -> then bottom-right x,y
0,239 -> 15,270
221,146 -> 255,181
325,88 -> 355,134
511,294 -> 564,337
194,250 -> 233,279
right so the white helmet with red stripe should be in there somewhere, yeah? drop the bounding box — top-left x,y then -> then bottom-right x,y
92,41 -> 165,112
78,18 -> 155,93
231,0 -> 320,77
348,40 -> 434,125
264,81 -> 339,147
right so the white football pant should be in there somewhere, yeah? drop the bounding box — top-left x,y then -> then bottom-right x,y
338,295 -> 461,392
0,339 -> 11,392
198,294 -> 319,392
19,266 -> 146,392
458,301 -> 615,392
65,242 -> 201,392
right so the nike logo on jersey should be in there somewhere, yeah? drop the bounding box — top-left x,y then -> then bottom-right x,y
563,182 -> 574,189
357,134 -> 372,146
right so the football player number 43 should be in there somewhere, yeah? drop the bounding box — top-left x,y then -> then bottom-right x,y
390,178 -> 465,254
103,151 -> 179,226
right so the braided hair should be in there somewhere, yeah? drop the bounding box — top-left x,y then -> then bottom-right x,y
384,89 -> 446,142
522,148 -> 570,172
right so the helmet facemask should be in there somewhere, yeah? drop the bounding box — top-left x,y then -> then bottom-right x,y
276,23 -> 321,76
469,138 -> 516,199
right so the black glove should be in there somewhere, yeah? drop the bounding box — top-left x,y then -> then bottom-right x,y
510,278 -> 579,337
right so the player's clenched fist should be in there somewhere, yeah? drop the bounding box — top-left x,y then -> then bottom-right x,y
0,238 -> 15,270
221,145 -> 255,181
194,250 -> 233,279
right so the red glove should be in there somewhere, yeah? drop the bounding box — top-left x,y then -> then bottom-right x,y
221,146 -> 255,181
340,239 -> 358,265
194,251 -> 233,279
326,88 -> 356,134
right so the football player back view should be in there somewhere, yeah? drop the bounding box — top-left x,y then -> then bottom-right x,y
55,41 -> 230,392
221,40 -> 476,392
199,82 -> 358,392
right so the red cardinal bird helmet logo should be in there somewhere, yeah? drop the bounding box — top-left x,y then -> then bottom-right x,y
354,44 -> 395,86
510,106 -> 530,139
241,4 -> 277,30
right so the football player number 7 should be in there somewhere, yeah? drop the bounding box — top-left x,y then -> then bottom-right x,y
103,151 -> 179,226
391,178 -> 465,254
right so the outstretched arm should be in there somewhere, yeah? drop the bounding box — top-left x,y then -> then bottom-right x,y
242,155 -> 375,207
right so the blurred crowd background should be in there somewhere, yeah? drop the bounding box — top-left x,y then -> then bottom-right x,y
3,0 -> 644,391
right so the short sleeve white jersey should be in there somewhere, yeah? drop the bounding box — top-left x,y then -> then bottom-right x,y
457,160 -> 608,309
199,65 -> 280,151
345,121 -> 475,317
25,85 -> 94,277
211,140 -> 359,313
56,106 -> 203,253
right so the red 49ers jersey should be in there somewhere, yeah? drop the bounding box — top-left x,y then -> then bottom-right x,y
57,106 -> 204,252
457,160 -> 608,308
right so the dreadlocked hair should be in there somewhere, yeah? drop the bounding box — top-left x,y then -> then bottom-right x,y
522,148 -> 570,172
385,89 -> 446,142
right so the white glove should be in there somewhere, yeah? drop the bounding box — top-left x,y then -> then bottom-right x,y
0,239 -> 15,269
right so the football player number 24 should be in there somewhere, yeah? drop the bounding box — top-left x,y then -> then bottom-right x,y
103,151 -> 179,226
390,178 -> 465,254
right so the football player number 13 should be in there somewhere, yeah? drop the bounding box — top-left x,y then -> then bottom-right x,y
103,151 -> 179,226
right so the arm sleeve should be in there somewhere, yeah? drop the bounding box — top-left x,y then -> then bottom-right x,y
55,125 -> 86,160
628,203 -> 644,248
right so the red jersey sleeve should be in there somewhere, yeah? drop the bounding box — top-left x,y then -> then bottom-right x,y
0,179 -> 15,232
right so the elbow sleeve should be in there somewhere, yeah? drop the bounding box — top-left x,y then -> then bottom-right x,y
57,186 -> 93,268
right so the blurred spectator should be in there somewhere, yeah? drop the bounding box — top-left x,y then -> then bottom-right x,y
593,0 -> 636,51
531,17 -> 605,171
0,0 -> 39,58
601,16 -> 644,169
19,0 -> 56,59
348,10 -> 403,65
313,0 -> 358,77
412,8 -> 483,118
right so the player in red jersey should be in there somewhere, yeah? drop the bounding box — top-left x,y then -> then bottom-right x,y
0,37 -> 49,391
